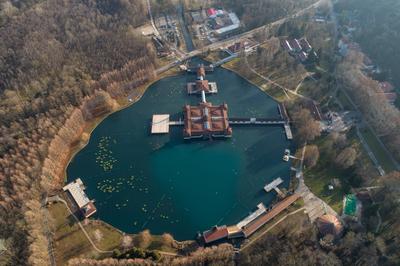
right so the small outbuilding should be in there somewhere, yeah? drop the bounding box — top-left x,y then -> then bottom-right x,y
316,214 -> 343,238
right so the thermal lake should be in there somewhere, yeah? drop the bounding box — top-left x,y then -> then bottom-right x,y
67,63 -> 292,240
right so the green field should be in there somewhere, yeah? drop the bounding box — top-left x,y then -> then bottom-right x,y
304,166 -> 345,213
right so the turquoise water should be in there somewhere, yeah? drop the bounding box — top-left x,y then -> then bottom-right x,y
67,64 -> 292,240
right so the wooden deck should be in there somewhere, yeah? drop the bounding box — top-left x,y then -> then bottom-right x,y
151,114 -> 170,134
264,177 -> 284,192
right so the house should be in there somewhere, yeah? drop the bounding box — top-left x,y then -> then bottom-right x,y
63,178 -> 97,218
207,8 -> 217,18
298,51 -> 309,62
284,38 -> 314,62
183,101 -> 232,139
227,39 -> 258,54
299,38 -> 312,53
289,39 -> 302,53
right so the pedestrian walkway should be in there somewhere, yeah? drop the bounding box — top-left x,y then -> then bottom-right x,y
295,145 -> 338,222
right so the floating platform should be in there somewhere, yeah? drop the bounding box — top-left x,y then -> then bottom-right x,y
151,114 -> 170,134
264,177 -> 285,198
264,177 -> 283,192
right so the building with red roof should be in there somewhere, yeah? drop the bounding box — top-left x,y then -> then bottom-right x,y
183,101 -> 232,139
202,225 -> 229,244
207,8 -> 217,17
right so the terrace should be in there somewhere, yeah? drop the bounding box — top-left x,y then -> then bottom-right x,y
63,178 -> 97,218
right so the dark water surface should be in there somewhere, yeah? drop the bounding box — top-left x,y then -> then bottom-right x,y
67,65 -> 292,240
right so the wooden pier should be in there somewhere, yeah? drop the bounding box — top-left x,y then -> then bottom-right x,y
284,124 -> 293,140
229,117 -> 286,125
151,114 -> 170,134
187,64 -> 214,73
264,177 -> 285,198
169,120 -> 184,126
152,116 -> 293,139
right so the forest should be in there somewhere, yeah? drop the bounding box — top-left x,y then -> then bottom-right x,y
1,0 -> 400,265
0,0 -> 156,264
335,0 -> 400,91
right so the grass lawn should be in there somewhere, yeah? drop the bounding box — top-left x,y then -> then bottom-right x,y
303,138 -> 352,213
304,165 -> 345,213
48,203 -> 122,265
203,50 -> 228,63
359,127 -> 397,173
222,58 -> 288,101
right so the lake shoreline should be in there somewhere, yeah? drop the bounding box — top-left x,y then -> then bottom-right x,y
51,57 -> 290,245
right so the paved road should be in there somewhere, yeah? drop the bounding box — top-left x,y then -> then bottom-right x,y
151,0 -> 326,75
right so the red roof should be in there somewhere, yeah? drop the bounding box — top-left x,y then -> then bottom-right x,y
242,194 -> 300,238
196,80 -> 209,91
82,202 -> 97,218
203,225 -> 228,244
207,8 -> 217,16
